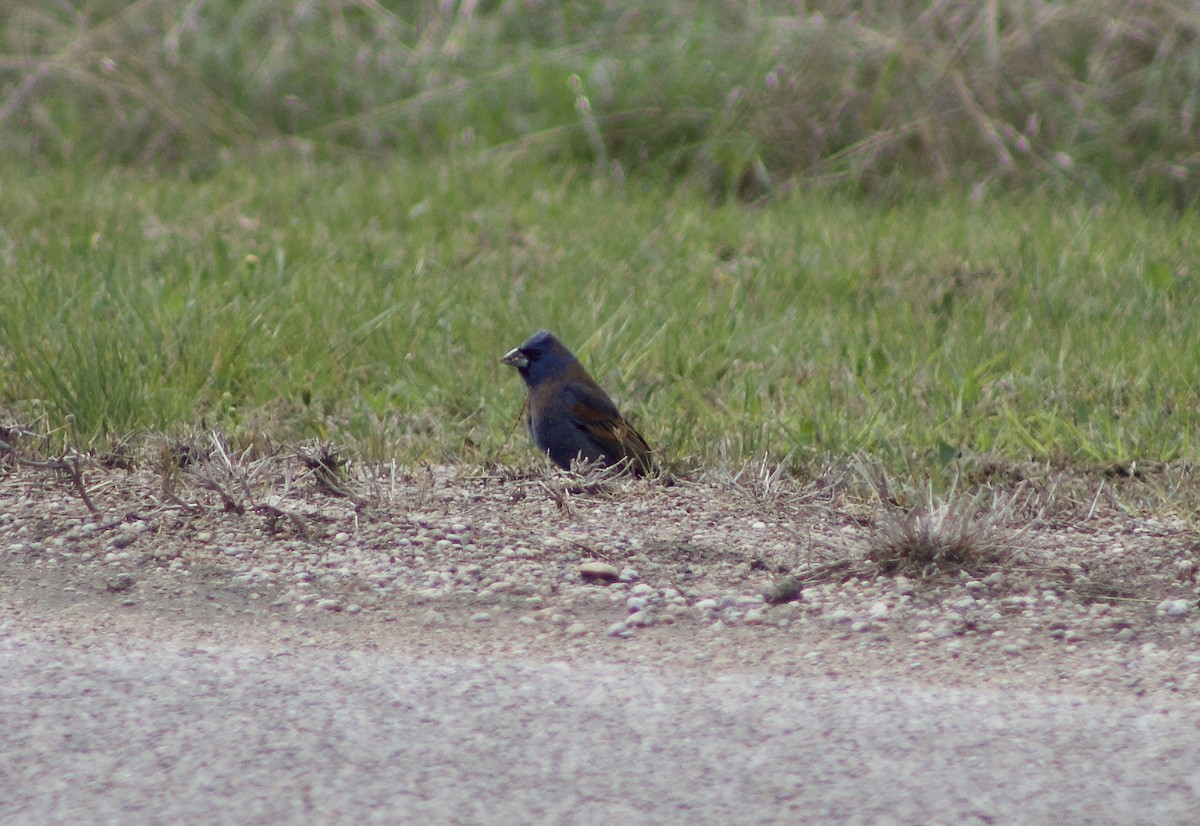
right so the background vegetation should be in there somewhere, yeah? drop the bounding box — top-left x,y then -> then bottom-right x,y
5,0 -> 1200,201
1,1 -> 1197,501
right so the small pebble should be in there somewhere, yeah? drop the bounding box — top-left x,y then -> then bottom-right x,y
1157,599 -> 1191,619
606,621 -> 631,637
763,576 -> 802,604
625,611 -> 654,628
578,562 -> 620,583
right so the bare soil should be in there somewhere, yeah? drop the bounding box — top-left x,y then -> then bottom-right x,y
3,452 -> 1199,703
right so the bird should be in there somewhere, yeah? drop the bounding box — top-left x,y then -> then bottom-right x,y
501,330 -> 654,476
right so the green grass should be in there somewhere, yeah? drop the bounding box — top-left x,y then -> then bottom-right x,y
2,1 -> 1198,499
3,0 -> 1199,202
1,152 -> 1197,488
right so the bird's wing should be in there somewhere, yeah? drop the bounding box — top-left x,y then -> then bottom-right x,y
566,387 -> 654,474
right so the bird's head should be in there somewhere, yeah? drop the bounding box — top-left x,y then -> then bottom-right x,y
501,329 -> 578,387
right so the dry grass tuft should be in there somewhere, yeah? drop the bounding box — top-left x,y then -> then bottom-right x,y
298,441 -> 351,497
867,498 -> 1011,579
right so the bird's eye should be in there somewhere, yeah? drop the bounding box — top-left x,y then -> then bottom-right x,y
523,348 -> 541,360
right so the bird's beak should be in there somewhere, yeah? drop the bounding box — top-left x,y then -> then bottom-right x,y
501,347 -> 528,369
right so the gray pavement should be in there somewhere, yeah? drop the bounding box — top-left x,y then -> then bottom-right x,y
2,633 -> 1198,825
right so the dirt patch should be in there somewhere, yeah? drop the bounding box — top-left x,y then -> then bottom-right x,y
2,450 -> 1199,701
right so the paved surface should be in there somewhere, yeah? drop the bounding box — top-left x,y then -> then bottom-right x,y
4,463 -> 1200,824
3,629 -> 1199,825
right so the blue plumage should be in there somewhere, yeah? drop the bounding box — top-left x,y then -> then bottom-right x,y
501,330 -> 653,475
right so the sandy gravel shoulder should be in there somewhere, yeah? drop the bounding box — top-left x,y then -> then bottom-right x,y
2,456 -> 1199,703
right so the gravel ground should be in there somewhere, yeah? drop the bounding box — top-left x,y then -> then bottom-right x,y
2,455 -> 1200,821
3,457 -> 1199,697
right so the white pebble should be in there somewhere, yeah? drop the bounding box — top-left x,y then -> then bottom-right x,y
625,611 -> 654,627
606,621 -> 630,637
578,562 -> 620,582
1157,599 -> 1191,619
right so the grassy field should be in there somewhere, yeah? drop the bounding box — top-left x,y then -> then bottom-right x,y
2,155 -> 1196,473
1,1 -> 1198,506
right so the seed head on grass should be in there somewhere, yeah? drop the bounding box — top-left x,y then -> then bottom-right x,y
867,500 -> 1010,579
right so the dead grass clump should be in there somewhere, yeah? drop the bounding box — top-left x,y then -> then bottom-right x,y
867,500 -> 1010,579
298,440 -> 351,496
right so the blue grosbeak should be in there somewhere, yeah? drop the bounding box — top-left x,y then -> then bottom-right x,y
501,330 -> 654,476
